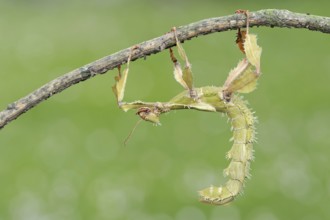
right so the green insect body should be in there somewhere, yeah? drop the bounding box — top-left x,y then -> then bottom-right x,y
113,18 -> 262,205
119,86 -> 256,205
197,94 -> 255,205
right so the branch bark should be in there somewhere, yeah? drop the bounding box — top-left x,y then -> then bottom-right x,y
1,9 -> 329,130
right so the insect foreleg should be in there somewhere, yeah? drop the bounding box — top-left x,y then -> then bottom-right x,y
170,27 -> 196,99
112,46 -> 138,107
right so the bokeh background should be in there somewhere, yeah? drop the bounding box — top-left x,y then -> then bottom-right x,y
0,0 -> 329,220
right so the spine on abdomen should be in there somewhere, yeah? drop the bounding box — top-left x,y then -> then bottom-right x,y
199,96 -> 256,205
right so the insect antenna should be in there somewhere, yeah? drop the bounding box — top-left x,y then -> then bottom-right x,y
123,119 -> 143,146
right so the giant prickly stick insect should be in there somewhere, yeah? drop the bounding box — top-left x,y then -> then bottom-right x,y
112,12 -> 262,205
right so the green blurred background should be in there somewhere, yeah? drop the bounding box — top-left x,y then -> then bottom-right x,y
0,0 -> 329,219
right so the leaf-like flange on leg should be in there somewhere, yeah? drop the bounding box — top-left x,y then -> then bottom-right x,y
112,65 -> 121,102
170,27 -> 195,98
221,59 -> 249,101
169,48 -> 187,90
230,33 -> 262,93
173,28 -> 194,91
221,10 -> 262,102
236,9 -> 262,75
112,51 -> 133,104
221,59 -> 259,102
244,34 -> 262,74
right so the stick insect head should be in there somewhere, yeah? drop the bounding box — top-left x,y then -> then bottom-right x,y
136,107 -> 161,125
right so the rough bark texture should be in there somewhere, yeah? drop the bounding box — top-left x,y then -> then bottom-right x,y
0,9 -> 329,129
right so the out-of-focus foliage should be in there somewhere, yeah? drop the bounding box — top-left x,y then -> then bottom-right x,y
0,1 -> 329,219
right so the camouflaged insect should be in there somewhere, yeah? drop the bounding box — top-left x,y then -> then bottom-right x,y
113,12 -> 262,205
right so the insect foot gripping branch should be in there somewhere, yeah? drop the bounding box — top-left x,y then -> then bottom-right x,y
198,95 -> 256,205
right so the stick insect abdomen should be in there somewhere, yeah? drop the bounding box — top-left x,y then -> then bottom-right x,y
199,95 -> 256,205
164,86 -> 256,205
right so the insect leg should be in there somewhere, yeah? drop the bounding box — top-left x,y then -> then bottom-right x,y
112,47 -> 136,106
169,27 -> 196,99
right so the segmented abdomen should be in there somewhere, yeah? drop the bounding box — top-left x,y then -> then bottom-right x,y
199,96 -> 255,205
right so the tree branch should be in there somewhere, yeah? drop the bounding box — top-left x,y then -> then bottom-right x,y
1,9 -> 329,129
